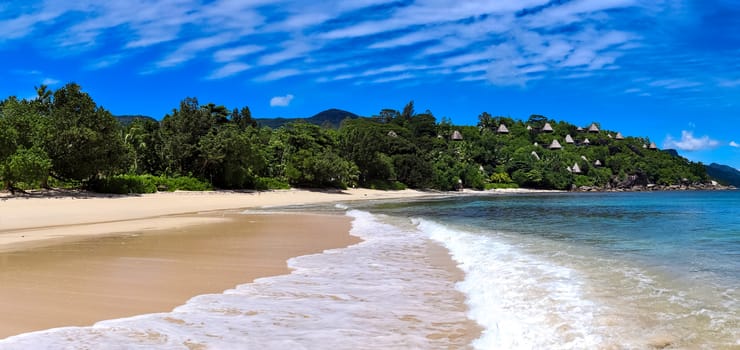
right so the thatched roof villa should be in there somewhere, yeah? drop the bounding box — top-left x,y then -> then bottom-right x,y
451,130 -> 463,141
572,163 -> 582,174
588,123 -> 600,133
549,139 -> 562,149
542,122 -> 554,132
615,132 -> 625,140
649,142 -> 658,150
497,124 -> 509,134
565,134 -> 575,144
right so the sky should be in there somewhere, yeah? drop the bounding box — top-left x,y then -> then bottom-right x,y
1,0 -> 739,169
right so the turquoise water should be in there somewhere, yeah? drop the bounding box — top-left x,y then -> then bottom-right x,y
2,191 -> 736,349
364,190 -> 739,348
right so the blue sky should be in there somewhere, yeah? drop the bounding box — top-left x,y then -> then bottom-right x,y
1,0 -> 739,169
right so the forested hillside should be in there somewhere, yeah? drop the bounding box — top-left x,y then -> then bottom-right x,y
0,83 -> 718,194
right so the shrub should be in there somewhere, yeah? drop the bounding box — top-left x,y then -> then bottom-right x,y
255,177 -> 291,190
89,175 -> 157,194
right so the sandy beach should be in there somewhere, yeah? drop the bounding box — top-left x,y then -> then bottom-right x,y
0,188 -> 459,340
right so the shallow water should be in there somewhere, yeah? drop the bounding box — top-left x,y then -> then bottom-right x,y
0,210 -> 474,349
2,191 -> 737,349
366,191 -> 739,349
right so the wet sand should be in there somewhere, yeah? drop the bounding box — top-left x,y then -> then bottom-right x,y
0,213 -> 358,338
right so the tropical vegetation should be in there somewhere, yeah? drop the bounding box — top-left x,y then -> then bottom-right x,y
0,83 -> 710,194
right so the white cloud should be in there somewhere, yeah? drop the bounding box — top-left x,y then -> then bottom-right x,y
213,45 -> 264,63
270,94 -> 294,107
157,34 -> 235,68
256,69 -> 301,81
663,131 -> 720,151
730,141 -> 739,148
41,77 -> 60,86
206,63 -> 251,80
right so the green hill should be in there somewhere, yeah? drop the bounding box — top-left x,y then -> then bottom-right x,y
706,163 -> 740,187
256,108 -> 358,129
115,115 -> 157,126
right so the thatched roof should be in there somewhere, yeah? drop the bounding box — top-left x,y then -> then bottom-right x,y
542,122 -> 554,132
649,142 -> 658,150
497,124 -> 509,134
583,138 -> 591,145
608,133 -> 613,139
588,123 -> 600,133
566,166 -> 572,172
451,130 -> 463,141
581,155 -> 588,161
594,159 -> 602,166
549,139 -> 562,149
534,142 -> 539,146
526,125 -> 532,130
531,151 -> 540,160
615,132 -> 625,140
572,163 -> 582,174
565,134 -> 575,144
643,143 -> 648,148
387,130 -> 398,138
576,126 -> 584,132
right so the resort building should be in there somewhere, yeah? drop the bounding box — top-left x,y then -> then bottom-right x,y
615,132 -> 625,140
497,124 -> 509,134
572,163 -> 582,174
542,122 -> 554,133
549,139 -> 562,150
583,138 -> 591,145
565,134 -> 575,144
588,123 -> 600,133
594,159 -> 602,167
649,142 -> 658,150
451,130 -> 463,141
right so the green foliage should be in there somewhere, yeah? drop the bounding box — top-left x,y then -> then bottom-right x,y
47,83 -> 128,181
89,174 -> 158,194
484,182 -> 519,190
89,174 -> 212,194
0,84 -> 713,194
254,177 -> 290,190
366,180 -> 407,190
490,172 -> 513,183
2,147 -> 52,188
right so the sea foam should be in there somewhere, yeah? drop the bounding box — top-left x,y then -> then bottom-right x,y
415,218 -> 603,350
0,210 -> 472,349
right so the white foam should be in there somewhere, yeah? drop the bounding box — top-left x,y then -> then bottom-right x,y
416,218 -> 603,350
0,210 -> 471,349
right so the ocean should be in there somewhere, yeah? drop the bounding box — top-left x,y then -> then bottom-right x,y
1,191 -> 737,349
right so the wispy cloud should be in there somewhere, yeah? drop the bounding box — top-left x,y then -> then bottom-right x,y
206,63 -> 251,80
156,34 -> 235,68
663,131 -> 720,151
256,69 -> 301,82
41,77 -> 60,86
0,0 -> 735,111
730,141 -> 739,148
270,94 -> 294,107
213,45 -> 264,63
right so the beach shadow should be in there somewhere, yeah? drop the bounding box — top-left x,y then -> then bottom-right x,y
0,188 -> 139,201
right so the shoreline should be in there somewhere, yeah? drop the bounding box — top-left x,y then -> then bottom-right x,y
0,189 -> 480,344
0,189 -> 435,251
0,212 -> 359,339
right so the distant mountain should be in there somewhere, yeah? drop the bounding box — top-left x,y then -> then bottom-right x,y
662,149 -> 680,157
115,115 -> 157,126
706,163 -> 740,187
256,108 -> 359,129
